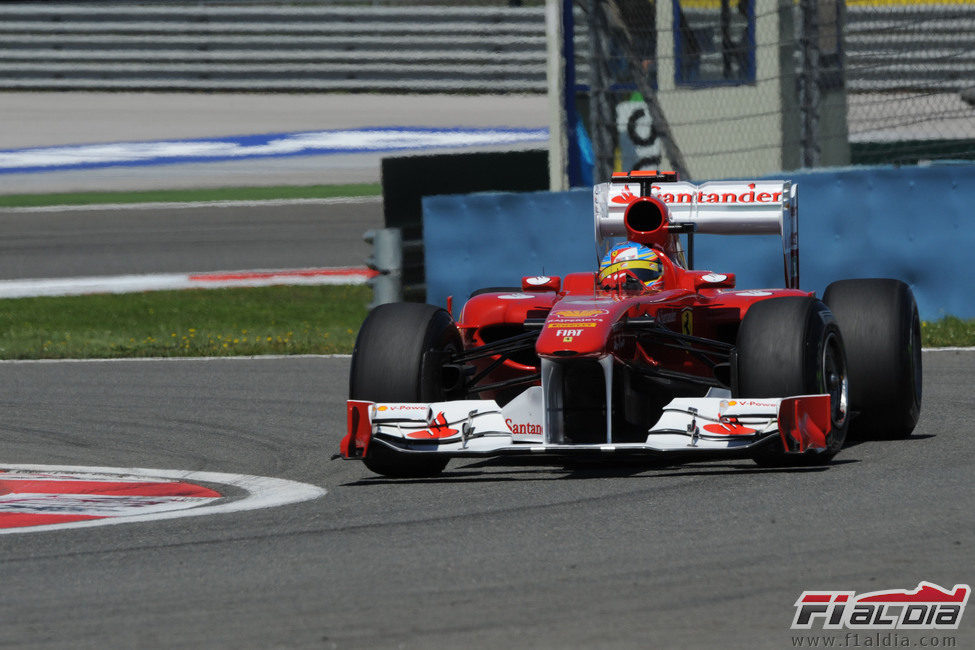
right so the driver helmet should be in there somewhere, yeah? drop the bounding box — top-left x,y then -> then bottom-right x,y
598,242 -> 664,292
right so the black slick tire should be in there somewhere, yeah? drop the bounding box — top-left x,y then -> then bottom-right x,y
349,302 -> 462,477
735,297 -> 850,466
823,279 -> 922,439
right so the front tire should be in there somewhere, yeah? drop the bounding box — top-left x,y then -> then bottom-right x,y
349,302 -> 462,477
735,297 -> 850,466
823,279 -> 922,439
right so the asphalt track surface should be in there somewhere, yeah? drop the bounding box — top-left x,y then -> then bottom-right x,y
0,200 -> 383,279
0,351 -> 971,649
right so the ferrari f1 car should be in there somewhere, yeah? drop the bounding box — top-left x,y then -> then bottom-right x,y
341,171 -> 922,477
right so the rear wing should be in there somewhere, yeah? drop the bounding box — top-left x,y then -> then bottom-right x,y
593,172 -> 799,289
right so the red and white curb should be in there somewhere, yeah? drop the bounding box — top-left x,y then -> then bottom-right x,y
0,464 -> 326,534
0,266 -> 377,298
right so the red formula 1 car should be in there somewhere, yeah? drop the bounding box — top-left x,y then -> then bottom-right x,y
341,171 -> 922,477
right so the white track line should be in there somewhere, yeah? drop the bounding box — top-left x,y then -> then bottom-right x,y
0,195 -> 382,213
0,464 -> 326,535
0,350 -> 967,365
0,266 -> 375,298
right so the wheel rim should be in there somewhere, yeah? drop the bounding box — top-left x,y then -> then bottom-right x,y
822,331 -> 849,429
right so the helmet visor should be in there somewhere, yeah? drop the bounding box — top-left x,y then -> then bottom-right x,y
598,259 -> 663,287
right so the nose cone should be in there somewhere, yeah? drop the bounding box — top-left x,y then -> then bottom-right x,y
535,301 -> 621,358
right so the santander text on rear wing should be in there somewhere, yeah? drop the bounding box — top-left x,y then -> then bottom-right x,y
593,171 -> 799,289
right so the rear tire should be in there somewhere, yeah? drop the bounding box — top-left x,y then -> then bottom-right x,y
349,302 -> 462,477
823,279 -> 922,439
735,297 -> 850,466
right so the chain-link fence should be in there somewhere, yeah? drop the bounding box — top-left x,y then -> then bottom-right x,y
581,0 -> 975,180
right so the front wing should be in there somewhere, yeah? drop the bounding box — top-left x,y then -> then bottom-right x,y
340,393 -> 833,462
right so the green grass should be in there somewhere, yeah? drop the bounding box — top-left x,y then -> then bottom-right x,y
4,183 -> 973,355
0,286 -> 970,359
0,183 -> 381,208
0,285 -> 370,359
921,316 -> 975,348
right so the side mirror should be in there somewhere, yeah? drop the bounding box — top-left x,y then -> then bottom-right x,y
693,272 -> 736,290
521,276 -> 562,292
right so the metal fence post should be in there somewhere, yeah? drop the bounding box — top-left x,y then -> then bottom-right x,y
799,0 -> 821,168
588,0 -> 615,183
546,0 -> 570,191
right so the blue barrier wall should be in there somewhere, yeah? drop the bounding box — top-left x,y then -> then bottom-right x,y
423,164 -> 975,320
